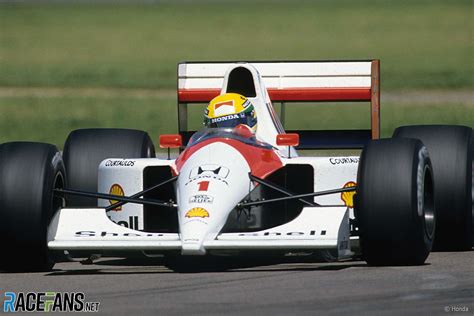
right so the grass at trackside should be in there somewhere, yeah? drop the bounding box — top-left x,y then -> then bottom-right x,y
0,95 -> 178,146
0,95 -> 471,148
0,1 -> 471,146
0,0 -> 472,90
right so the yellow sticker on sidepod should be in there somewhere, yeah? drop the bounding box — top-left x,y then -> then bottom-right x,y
341,181 -> 356,208
109,183 -> 124,211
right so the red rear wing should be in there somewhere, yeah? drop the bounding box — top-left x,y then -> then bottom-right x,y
177,60 -> 380,146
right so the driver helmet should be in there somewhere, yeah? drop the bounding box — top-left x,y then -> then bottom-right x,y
204,93 -> 257,133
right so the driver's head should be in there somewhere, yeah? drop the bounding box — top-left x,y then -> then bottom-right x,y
204,93 -> 257,133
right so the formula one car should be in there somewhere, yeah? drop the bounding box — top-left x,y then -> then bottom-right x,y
0,60 -> 472,272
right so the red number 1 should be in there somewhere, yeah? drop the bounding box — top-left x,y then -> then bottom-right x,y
198,181 -> 210,191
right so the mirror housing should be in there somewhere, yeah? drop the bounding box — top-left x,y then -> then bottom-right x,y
276,133 -> 299,147
159,134 -> 182,148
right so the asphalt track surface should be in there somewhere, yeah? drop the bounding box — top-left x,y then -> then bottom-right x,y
1,250 -> 473,315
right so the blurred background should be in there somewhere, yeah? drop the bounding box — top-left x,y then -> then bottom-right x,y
0,0 -> 472,148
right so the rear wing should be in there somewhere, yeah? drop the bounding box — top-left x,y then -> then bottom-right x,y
177,60 -> 380,149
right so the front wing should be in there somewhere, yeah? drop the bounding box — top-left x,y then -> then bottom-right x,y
48,207 -> 351,258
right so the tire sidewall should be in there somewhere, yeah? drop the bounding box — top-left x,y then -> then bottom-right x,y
63,128 -> 155,207
357,138 -> 435,265
0,143 -> 65,272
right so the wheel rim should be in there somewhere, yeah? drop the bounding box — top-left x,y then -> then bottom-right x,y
422,166 -> 435,239
53,172 -> 65,212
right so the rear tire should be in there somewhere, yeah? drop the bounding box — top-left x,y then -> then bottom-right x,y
63,128 -> 155,206
0,142 -> 66,272
355,138 -> 435,265
393,125 -> 472,250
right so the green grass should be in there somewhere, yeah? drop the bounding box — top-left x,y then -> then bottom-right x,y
0,0 -> 472,90
0,95 -> 177,146
0,1 -> 471,146
0,95 -> 471,148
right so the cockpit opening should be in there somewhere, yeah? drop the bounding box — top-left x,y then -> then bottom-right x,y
226,67 -> 257,98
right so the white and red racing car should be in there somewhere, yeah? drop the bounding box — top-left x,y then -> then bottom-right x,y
0,60 -> 471,272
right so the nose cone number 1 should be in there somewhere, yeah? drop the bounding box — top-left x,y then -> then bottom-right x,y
198,181 -> 209,191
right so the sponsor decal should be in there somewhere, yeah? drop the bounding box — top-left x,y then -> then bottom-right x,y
108,215 -> 140,230
184,238 -> 200,242
189,194 -> 214,204
108,184 -> 124,211
329,157 -> 359,165
210,114 -> 240,124
104,159 -> 135,167
186,164 -> 230,186
75,231 -> 168,237
74,229 -> 326,238
184,218 -> 209,225
236,230 -> 323,237
185,207 -> 209,218
189,165 -> 230,179
2,291 -> 99,313
197,181 -> 210,191
341,181 -> 357,208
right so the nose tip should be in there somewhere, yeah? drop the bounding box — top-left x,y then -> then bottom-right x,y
180,220 -> 208,255
182,241 -> 206,255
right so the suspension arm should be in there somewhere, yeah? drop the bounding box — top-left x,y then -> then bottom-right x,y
54,188 -> 177,209
249,174 -> 317,207
237,186 -> 356,208
106,175 -> 178,211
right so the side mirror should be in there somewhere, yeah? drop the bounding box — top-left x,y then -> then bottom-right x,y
159,134 -> 182,159
159,134 -> 182,148
276,133 -> 299,159
276,133 -> 299,147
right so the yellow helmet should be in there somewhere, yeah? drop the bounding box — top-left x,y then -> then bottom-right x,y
204,93 -> 257,132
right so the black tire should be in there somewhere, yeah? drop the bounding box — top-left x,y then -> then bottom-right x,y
63,128 -> 155,207
355,138 -> 435,265
393,125 -> 472,251
0,142 -> 66,272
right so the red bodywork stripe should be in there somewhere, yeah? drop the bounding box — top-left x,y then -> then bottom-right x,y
178,89 -> 221,103
178,88 -> 371,103
175,138 -> 282,179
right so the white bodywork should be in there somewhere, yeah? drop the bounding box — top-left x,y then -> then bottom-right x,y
48,62 -> 363,259
178,62 -> 372,90
48,207 -> 350,258
177,141 -> 254,254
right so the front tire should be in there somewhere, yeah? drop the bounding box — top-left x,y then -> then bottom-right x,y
0,142 -> 65,272
63,128 -> 155,206
355,138 -> 435,265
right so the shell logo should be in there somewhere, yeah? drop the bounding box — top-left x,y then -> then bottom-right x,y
341,181 -> 356,208
185,207 -> 209,218
109,184 -> 124,211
